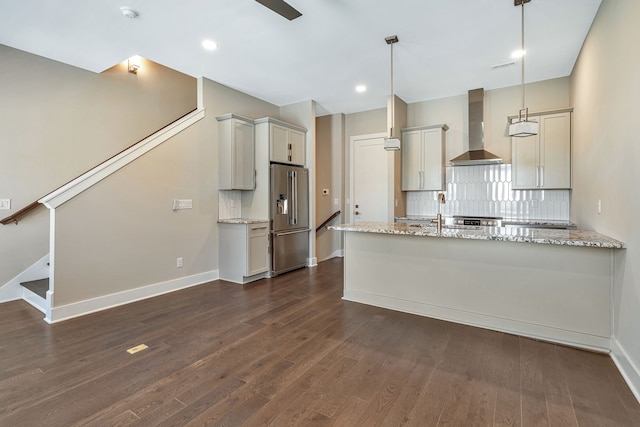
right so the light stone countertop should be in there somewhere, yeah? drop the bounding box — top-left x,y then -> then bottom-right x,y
218,218 -> 269,224
329,222 -> 626,249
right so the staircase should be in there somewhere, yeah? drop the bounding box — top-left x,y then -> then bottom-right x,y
0,255 -> 50,314
21,278 -> 49,299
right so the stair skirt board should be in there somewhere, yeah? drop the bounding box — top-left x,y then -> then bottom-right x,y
22,287 -> 47,314
46,269 -> 218,324
0,254 -> 50,303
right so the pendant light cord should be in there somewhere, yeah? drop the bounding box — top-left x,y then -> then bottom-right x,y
521,2 -> 525,110
390,40 -> 395,137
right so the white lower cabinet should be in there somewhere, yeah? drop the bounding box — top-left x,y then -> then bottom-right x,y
219,221 -> 269,284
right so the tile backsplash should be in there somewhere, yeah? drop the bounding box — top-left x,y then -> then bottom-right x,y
406,164 -> 570,221
218,190 -> 241,219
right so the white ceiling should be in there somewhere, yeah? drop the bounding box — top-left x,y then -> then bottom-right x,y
0,0 -> 602,115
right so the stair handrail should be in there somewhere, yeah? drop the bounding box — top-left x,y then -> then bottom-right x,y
0,201 -> 41,225
316,210 -> 341,233
1,107 -> 203,225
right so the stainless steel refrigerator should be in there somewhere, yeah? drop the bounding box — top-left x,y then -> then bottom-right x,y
270,164 -> 309,276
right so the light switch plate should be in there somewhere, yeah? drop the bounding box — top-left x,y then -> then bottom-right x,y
0,199 -> 10,210
172,199 -> 193,211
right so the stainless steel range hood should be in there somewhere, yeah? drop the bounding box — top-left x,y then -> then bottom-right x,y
449,88 -> 503,166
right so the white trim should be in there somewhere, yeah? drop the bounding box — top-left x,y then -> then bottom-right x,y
349,133 -> 392,225
307,257 -> 318,267
0,254 -> 50,303
22,288 -> 46,314
197,77 -> 204,109
44,209 -> 56,322
39,108 -> 205,209
611,338 -> 640,404
343,289 -> 611,353
46,270 -> 219,324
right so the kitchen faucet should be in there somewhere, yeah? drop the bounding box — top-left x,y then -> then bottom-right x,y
436,193 -> 446,233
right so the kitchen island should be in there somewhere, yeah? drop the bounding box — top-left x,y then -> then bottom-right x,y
329,222 -> 625,352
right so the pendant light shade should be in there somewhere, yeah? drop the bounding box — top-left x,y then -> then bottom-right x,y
384,35 -> 401,151
508,0 -> 538,137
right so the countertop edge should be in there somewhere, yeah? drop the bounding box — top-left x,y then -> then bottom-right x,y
218,218 -> 269,224
328,223 -> 626,249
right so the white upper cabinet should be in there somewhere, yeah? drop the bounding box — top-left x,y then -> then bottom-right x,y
401,124 -> 448,191
217,114 -> 255,190
255,118 -> 306,166
512,111 -> 571,190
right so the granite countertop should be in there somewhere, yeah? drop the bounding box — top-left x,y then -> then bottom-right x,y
329,222 -> 626,249
218,218 -> 269,224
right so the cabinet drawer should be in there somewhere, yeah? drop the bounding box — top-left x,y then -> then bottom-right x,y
248,223 -> 269,237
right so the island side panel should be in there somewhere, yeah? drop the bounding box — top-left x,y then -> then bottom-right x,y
342,231 -> 612,351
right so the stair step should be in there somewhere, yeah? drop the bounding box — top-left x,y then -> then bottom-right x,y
21,278 -> 49,299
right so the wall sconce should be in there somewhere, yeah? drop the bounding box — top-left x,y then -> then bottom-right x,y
128,55 -> 142,74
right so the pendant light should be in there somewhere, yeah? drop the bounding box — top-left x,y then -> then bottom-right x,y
508,0 -> 539,137
384,35 -> 401,151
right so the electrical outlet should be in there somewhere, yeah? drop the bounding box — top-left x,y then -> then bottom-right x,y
177,257 -> 183,268
0,199 -> 10,210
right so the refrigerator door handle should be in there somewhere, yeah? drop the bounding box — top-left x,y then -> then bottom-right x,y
293,170 -> 298,225
274,229 -> 309,237
288,170 -> 298,225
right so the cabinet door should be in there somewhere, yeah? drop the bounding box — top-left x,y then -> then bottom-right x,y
511,118 -> 540,189
289,129 -> 306,166
270,124 -> 290,163
401,130 -> 422,190
422,128 -> 444,191
248,234 -> 269,275
246,223 -> 269,276
540,112 -> 571,189
233,120 -> 255,189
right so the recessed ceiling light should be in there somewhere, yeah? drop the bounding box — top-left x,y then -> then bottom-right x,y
120,7 -> 139,19
355,85 -> 367,93
202,40 -> 219,51
511,49 -> 526,59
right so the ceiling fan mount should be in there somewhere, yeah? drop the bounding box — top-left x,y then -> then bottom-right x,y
255,0 -> 302,21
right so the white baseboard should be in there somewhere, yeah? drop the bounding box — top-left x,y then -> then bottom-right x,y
611,338 -> 640,404
46,269 -> 218,324
0,254 -> 50,303
307,257 -> 318,267
343,289 -> 611,353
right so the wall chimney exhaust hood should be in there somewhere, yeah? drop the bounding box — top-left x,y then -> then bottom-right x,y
449,88 -> 503,166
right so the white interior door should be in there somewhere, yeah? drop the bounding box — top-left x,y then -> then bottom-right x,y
352,136 -> 390,223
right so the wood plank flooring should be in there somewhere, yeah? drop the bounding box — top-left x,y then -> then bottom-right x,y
1,257 -> 639,426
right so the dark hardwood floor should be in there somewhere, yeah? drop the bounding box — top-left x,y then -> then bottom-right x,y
1,257 -> 639,426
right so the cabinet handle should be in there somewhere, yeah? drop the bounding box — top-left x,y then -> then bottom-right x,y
251,226 -> 268,230
540,165 -> 544,188
536,166 -> 540,187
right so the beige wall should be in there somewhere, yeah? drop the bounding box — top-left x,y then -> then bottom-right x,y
0,45 -> 196,288
570,0 -> 640,386
316,114 -> 344,261
407,78 -> 571,164
52,78 -> 280,306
